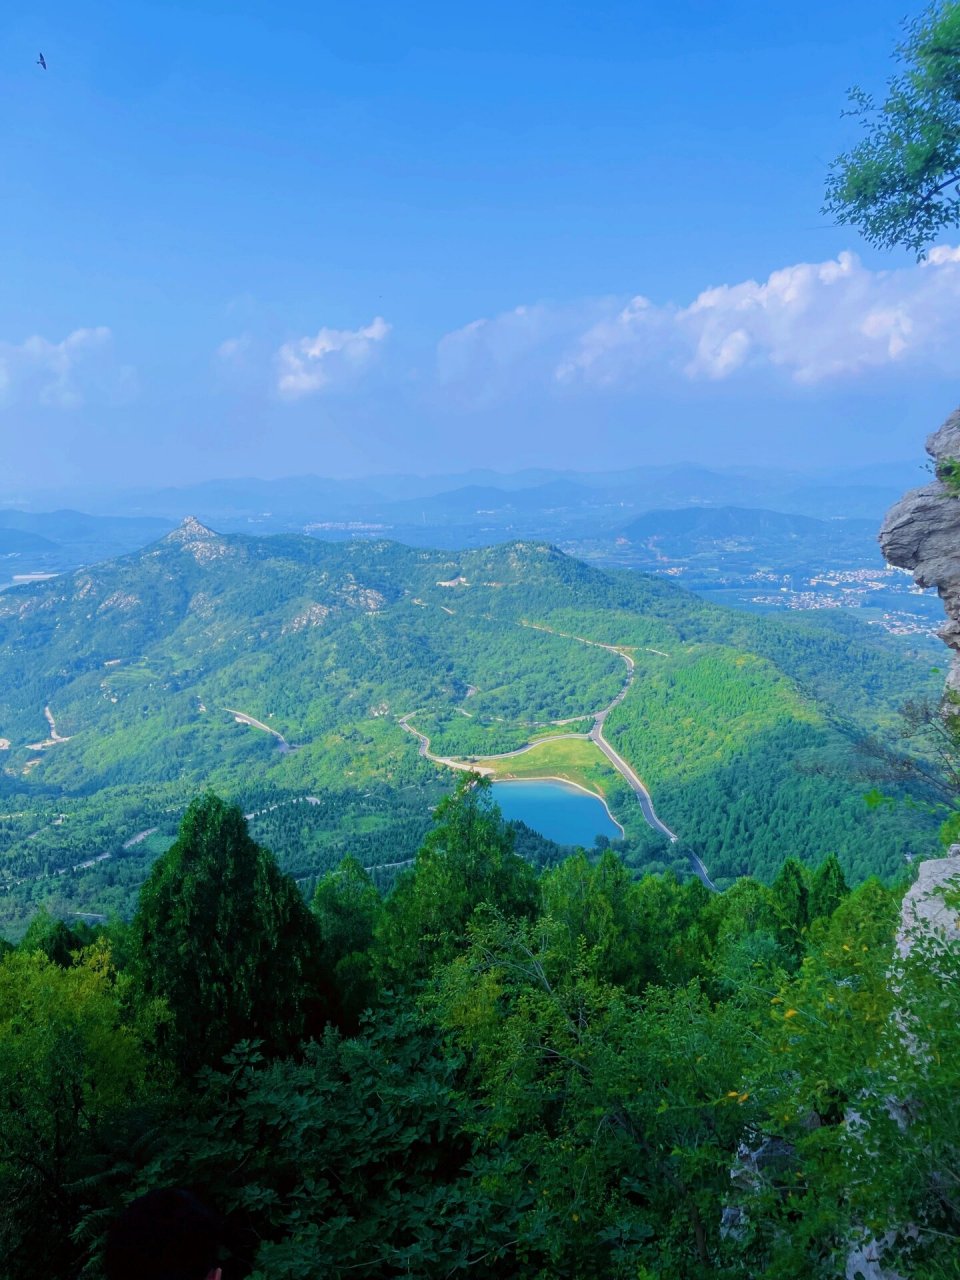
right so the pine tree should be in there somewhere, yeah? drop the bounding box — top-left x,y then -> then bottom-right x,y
133,793 -> 324,1076
808,853 -> 849,922
771,857 -> 810,963
18,908 -> 93,967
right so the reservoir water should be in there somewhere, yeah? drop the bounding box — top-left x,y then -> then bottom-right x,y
492,778 -> 622,847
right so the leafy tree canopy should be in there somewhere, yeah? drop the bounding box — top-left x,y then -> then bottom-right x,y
312,855 -> 383,1030
824,2 -> 960,255
0,781 -> 957,1279
17,906 -> 94,967
0,943 -> 148,1280
132,793 -> 325,1075
374,775 -> 538,985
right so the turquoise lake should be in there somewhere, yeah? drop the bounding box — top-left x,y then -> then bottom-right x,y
492,779 -> 621,847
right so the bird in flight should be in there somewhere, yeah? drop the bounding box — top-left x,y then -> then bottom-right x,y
37,52 -> 46,70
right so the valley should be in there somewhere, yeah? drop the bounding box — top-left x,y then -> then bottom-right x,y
399,615 -> 684,862
0,519 -> 944,936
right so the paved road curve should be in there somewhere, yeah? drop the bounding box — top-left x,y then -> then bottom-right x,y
521,623 -> 679,840
521,625 -> 720,891
398,621 -> 720,891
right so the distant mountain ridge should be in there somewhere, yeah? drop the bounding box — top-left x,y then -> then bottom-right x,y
0,464 -> 920,608
8,460 -> 922,533
0,508 -> 172,541
0,529 -> 59,555
0,508 -> 174,584
580,504 -> 889,579
620,506 -> 856,541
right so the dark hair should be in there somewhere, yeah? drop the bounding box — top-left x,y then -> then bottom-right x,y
104,1188 -> 220,1280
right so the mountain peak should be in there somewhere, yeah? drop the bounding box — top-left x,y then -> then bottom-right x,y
166,515 -> 219,543
160,515 -> 230,564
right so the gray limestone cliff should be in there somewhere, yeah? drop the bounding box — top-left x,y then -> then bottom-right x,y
897,842 -> 960,958
846,416 -> 960,1280
880,409 -> 960,707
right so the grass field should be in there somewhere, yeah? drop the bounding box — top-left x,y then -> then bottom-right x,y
473,735 -> 621,799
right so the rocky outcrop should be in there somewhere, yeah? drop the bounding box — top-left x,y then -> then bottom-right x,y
164,515 -> 219,543
897,843 -> 960,957
847,432 -> 960,1280
880,409 -> 960,707
836,849 -> 960,1280
162,515 -> 230,565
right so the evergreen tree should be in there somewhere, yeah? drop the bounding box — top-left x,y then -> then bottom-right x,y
132,793 -> 324,1076
0,943 -> 148,1280
771,857 -> 810,963
631,871 -> 714,986
18,907 -> 93,967
703,876 -> 785,995
808,853 -> 849,922
539,850 -> 652,990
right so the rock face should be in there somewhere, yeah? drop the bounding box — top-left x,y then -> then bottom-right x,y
856,427 -> 960,1280
164,515 -> 219,543
162,515 -> 230,565
880,409 -> 960,705
897,843 -> 960,958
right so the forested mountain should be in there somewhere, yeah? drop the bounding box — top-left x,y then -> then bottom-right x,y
0,518 -> 943,935
622,505 -> 830,540
593,506 -> 891,594
0,529 -> 58,555
615,504 -> 879,561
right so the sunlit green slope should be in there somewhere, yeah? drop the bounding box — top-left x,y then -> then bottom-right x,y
0,519 -> 942,933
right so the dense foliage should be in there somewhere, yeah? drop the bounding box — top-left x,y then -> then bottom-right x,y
824,1 -> 960,256
1,786 -> 957,1279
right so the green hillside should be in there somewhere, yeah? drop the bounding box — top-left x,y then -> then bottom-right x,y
0,519 -> 943,935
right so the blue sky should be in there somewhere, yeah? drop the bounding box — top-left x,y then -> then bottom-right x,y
2,0 -> 959,492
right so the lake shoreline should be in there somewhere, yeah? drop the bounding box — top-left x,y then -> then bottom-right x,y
492,774 -> 626,840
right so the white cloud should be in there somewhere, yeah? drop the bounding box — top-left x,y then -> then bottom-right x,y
216,335 -> 251,364
440,247 -> 960,399
0,327 -> 135,409
276,316 -> 390,400
923,245 -> 960,266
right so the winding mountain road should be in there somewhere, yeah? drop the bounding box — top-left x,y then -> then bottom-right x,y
520,624 -> 682,845
25,704 -> 73,751
224,707 -> 290,745
399,620 -> 719,890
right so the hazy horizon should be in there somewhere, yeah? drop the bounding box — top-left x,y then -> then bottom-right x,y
0,453 -> 932,514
